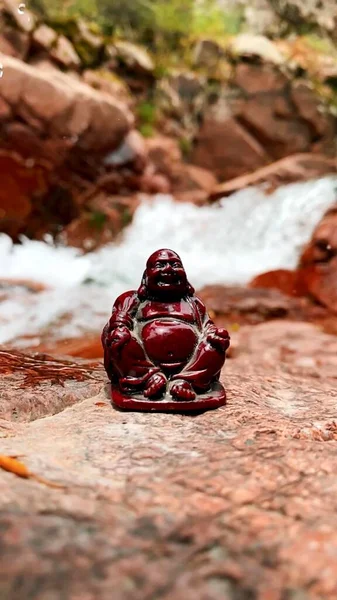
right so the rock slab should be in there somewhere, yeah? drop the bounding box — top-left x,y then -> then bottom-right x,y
1,322 -> 337,598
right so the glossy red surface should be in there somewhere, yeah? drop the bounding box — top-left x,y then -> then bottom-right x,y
101,249 -> 230,411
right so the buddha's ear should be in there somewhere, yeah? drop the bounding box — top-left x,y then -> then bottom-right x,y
186,281 -> 195,296
137,270 -> 148,299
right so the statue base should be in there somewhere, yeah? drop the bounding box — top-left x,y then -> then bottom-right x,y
111,381 -> 226,412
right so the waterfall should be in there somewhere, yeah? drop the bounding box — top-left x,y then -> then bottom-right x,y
0,176 -> 336,344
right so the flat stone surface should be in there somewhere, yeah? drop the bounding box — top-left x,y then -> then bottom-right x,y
1,321 -> 337,599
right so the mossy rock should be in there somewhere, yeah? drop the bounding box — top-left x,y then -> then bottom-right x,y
46,16 -> 105,67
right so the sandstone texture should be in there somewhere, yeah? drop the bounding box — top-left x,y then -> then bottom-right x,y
1,320 -> 337,598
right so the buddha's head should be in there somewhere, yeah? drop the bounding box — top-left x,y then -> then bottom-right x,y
138,249 -> 194,300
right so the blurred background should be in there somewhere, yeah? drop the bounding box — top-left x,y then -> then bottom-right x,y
1,0 -> 337,358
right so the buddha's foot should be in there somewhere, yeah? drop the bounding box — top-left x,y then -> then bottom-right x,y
144,373 -> 167,399
170,380 -> 196,401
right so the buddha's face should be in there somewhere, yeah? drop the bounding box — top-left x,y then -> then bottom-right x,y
146,249 -> 188,298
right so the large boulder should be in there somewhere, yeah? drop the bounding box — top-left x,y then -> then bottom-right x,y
0,53 -> 137,240
0,53 -> 133,152
191,108 -> 271,181
2,321 -> 337,597
298,207 -> 337,312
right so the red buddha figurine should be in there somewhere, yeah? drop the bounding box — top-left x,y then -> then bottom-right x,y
102,249 -> 230,411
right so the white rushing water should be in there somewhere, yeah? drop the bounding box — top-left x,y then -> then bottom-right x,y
0,176 -> 336,344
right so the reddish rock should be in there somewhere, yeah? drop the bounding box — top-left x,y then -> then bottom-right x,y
291,82 -> 334,139
172,164 -> 218,204
62,213 -> 117,251
1,322 -> 337,598
298,209 -> 337,312
197,284 -> 314,327
104,129 -> 148,173
233,63 -> 287,94
138,167 -> 171,194
83,69 -> 132,106
1,0 -> 35,33
0,54 -> 133,151
249,269 -> 302,297
0,26 -> 30,59
210,153 -> 337,200
34,335 -> 103,360
238,95 -> 311,159
0,96 -> 12,120
191,114 -> 270,181
145,135 -> 182,178
50,35 -> 81,70
0,151 -> 51,238
0,349 -> 101,422
32,24 -> 57,51
62,192 -> 141,250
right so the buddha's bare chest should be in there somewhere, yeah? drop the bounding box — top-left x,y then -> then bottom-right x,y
136,299 -> 197,324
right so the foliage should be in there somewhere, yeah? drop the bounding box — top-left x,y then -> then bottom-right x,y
89,210 -> 107,230
179,136 -> 192,158
138,123 -> 155,138
31,0 -> 99,20
137,101 -> 156,125
31,0 -> 245,53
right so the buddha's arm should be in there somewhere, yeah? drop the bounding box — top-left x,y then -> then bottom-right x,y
102,291 -> 140,350
195,297 -> 230,353
109,291 -> 140,329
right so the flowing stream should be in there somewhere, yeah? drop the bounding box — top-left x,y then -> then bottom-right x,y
0,177 -> 336,345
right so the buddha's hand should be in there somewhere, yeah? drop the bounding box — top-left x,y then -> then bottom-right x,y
107,325 -> 131,353
207,328 -> 230,353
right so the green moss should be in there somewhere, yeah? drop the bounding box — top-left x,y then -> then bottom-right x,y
89,210 -> 107,230
136,101 -> 156,125
121,208 -> 133,226
303,34 -> 337,56
179,136 -> 192,158
138,123 -> 155,138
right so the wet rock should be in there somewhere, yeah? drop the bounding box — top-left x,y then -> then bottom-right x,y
1,323 -> 337,598
33,335 -> 103,360
62,191 -> 141,250
249,269 -> 302,297
0,349 -> 102,422
298,208 -> 337,312
62,212 -> 118,251
210,153 -> 337,200
0,151 -> 51,238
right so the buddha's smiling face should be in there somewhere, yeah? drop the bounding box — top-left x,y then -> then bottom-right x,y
146,249 -> 188,298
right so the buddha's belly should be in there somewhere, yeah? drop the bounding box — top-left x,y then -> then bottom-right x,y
140,319 -> 197,368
